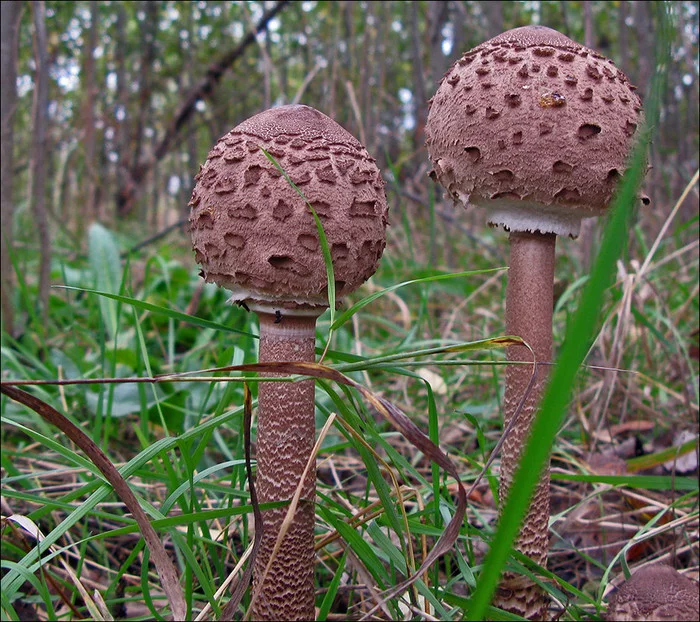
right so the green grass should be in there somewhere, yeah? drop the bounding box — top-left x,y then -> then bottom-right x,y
3,159 -> 697,620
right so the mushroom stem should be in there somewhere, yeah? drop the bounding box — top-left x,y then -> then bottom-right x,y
252,312 -> 318,621
496,231 -> 555,620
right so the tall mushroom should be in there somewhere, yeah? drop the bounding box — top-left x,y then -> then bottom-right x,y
425,26 -> 643,619
189,104 -> 388,620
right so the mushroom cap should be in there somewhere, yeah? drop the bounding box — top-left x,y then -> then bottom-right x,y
425,25 -> 644,237
189,105 -> 388,312
606,565 -> 700,621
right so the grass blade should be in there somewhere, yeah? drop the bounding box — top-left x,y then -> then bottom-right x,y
54,286 -> 254,337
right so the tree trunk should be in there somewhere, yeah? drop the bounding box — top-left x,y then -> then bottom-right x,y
428,1 -> 449,91
583,0 -> 594,47
325,4 -> 341,119
359,1 -> 376,149
409,2 -> 427,152
485,0 -> 504,39
241,1 -> 275,110
370,1 -> 390,158
559,1 -> 571,37
633,0 -> 652,94
149,162 -> 159,233
633,0 -> 654,205
29,1 -> 51,323
0,1 -> 23,336
120,0 -> 157,217
114,2 -> 129,221
618,1 -> 629,72
81,0 -> 99,226
185,3 -> 199,216
341,0 -> 357,134
676,3 -> 696,215
451,1 -> 468,59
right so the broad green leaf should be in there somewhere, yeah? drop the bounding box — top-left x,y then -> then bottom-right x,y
88,223 -> 122,341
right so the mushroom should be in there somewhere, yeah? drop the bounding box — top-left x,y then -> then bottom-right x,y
189,104 -> 388,620
425,26 -> 644,619
606,565 -> 700,621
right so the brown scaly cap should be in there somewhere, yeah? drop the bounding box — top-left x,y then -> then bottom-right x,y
189,104 -> 388,313
425,25 -> 644,237
606,565 -> 700,621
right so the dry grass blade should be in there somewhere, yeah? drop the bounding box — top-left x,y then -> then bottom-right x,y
219,384 -> 262,621
638,169 -> 699,277
0,385 -> 187,621
4,515 -> 89,619
322,415 -> 423,611
11,514 -> 114,621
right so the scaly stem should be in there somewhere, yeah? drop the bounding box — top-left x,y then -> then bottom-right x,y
495,231 -> 555,620
252,312 -> 318,621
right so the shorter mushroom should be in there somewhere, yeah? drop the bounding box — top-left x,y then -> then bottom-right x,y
606,565 -> 700,621
189,104 -> 388,620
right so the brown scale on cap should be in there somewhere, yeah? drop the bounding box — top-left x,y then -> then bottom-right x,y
425,25 -> 643,238
189,104 -> 388,311
606,565 -> 700,621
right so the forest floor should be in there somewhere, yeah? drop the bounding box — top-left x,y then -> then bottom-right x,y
1,170 -> 698,620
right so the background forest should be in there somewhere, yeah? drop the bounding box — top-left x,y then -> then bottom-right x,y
1,1 -> 698,621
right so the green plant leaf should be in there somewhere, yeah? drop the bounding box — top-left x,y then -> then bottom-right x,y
88,223 -> 122,340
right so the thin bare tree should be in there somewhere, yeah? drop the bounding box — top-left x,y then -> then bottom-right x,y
409,2 -> 428,151
0,2 -> 23,336
114,2 -> 129,222
81,0 -> 99,225
29,1 -> 51,323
